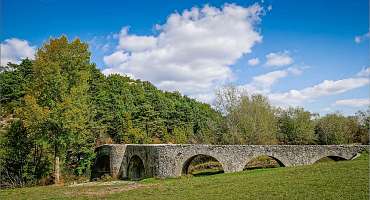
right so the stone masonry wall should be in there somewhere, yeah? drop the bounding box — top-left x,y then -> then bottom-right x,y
91,144 -> 369,179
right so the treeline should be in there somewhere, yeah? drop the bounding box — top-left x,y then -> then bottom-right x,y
0,37 -> 368,188
214,85 -> 369,145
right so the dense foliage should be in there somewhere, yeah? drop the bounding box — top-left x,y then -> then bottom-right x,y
0,37 -> 368,188
0,37 -> 222,187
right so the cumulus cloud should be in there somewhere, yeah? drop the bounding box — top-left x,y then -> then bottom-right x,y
354,31 -> 370,44
248,57 -> 260,66
265,51 -> 293,67
103,3 -> 264,102
1,38 -> 36,66
103,51 -> 129,67
268,76 -> 370,106
118,27 -> 157,51
334,98 -> 370,107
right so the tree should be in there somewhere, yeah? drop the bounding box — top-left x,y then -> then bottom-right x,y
0,59 -> 33,115
0,120 -> 33,187
354,109 -> 370,144
277,107 -> 316,144
17,36 -> 94,183
215,86 -> 278,144
315,113 -> 354,144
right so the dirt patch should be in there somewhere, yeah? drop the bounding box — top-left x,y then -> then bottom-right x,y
65,181 -> 156,198
67,180 -> 135,187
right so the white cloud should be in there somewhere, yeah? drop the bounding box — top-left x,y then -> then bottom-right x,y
268,77 -> 370,106
241,67 -> 303,94
265,51 -> 293,67
253,70 -> 288,87
357,67 -> 370,77
103,51 -> 128,67
1,38 -> 36,66
334,98 -> 370,107
354,31 -> 370,44
118,27 -> 157,51
103,3 -> 265,102
248,57 -> 260,66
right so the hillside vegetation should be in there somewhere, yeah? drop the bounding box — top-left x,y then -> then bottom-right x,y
0,36 -> 369,187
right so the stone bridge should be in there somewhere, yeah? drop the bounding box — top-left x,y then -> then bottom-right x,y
91,144 -> 368,180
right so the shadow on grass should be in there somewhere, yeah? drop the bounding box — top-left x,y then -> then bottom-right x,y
192,170 -> 224,177
244,166 -> 280,170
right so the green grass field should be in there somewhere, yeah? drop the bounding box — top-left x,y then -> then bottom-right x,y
1,153 -> 369,200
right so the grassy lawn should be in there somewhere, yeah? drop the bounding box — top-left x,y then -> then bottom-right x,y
1,153 -> 368,200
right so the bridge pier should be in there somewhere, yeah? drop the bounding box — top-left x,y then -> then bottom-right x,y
222,162 -> 244,173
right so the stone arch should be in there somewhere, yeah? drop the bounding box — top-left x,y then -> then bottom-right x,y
311,154 -> 349,164
127,155 -> 145,180
180,154 -> 225,175
91,154 -> 110,179
243,154 -> 288,170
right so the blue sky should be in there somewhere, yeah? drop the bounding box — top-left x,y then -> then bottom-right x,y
1,0 -> 369,115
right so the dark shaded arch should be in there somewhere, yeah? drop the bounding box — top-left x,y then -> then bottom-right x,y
244,155 -> 285,170
182,154 -> 224,176
314,155 -> 347,163
127,155 -> 145,180
91,155 -> 110,180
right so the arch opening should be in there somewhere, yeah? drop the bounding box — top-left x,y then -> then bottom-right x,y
244,155 -> 285,171
91,155 -> 110,180
314,156 -> 347,164
182,154 -> 224,176
127,155 -> 145,181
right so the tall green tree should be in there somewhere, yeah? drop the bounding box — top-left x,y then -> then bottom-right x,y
215,86 -> 278,144
315,113 -> 354,144
17,36 -> 94,183
277,107 -> 316,144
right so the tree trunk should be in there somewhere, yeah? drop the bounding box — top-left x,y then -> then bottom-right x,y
54,156 -> 60,185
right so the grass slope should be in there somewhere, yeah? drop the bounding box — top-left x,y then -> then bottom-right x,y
1,153 -> 369,200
